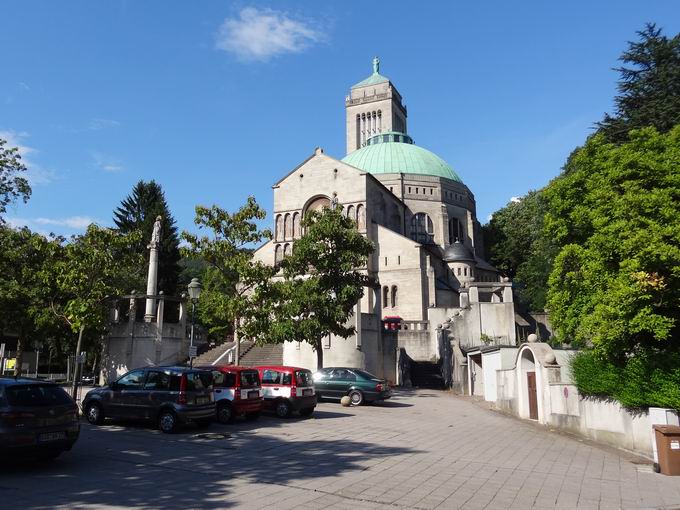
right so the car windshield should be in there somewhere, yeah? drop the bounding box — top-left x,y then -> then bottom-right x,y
185,371 -> 212,391
353,369 -> 382,381
5,384 -> 73,407
296,370 -> 313,387
240,370 -> 260,388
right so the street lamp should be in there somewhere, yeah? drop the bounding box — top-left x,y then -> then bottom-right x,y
187,278 -> 202,368
34,341 -> 43,379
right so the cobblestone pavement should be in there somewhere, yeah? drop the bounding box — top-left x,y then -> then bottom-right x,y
4,389 -> 680,509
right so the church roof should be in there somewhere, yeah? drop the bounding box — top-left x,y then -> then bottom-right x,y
442,241 -> 475,262
351,56 -> 390,89
341,133 -> 463,182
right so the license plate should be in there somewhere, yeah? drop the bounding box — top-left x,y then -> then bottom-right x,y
38,431 -> 66,443
302,389 -> 313,396
196,397 -> 209,405
248,391 -> 259,399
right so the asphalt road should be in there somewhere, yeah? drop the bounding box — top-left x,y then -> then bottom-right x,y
3,390 -> 680,509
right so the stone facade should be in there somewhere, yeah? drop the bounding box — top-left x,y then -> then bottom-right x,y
252,60 -> 517,383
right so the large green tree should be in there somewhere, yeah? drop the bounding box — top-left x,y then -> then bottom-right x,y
546,126 -> 680,358
51,225 -> 142,395
113,180 -> 181,295
181,197 -> 274,362
597,23 -> 680,143
263,207 -> 375,369
0,138 -> 31,222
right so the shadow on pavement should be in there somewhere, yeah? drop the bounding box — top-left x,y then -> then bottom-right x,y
1,410 -> 421,509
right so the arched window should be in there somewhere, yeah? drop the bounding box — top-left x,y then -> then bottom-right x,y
457,267 -> 461,276
274,244 -> 282,265
391,286 -> 398,308
382,286 -> 389,308
275,215 -> 284,242
410,213 -> 434,244
283,243 -> 291,258
292,212 -> 301,238
347,204 -> 355,222
284,213 -> 291,240
357,204 -> 366,230
305,196 -> 331,214
449,218 -> 465,244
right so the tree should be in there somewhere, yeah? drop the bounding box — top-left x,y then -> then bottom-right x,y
483,191 -> 557,310
0,227 -> 63,375
113,180 -> 181,295
545,126 -> 680,359
51,225 -> 142,395
0,138 -> 31,222
181,197 -> 274,363
266,207 -> 375,369
597,23 -> 680,143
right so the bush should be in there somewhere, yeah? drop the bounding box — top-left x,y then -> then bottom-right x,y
571,350 -> 680,410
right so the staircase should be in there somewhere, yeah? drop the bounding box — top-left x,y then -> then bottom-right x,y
192,341 -> 236,366
410,361 -> 445,389
240,343 -> 283,366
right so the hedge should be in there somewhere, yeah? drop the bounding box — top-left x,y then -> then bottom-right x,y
570,350 -> 680,410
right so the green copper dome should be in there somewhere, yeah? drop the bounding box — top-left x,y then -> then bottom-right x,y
342,132 -> 462,182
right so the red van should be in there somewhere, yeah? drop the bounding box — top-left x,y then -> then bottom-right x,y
254,365 -> 316,418
197,365 -> 263,424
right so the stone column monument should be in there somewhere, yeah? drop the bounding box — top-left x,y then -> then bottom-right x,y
144,216 -> 162,322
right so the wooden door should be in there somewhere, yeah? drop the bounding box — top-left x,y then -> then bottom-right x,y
527,371 -> 538,420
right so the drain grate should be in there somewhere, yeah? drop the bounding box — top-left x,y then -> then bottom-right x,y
192,432 -> 232,440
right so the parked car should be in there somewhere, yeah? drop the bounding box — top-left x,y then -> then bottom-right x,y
196,365 -> 263,424
0,377 -> 80,460
82,366 -> 215,433
254,366 -> 316,418
313,368 -> 391,405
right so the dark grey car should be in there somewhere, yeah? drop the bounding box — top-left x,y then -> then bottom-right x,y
82,366 -> 215,433
0,377 -> 80,460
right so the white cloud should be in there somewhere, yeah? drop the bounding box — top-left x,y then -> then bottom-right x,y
510,196 -> 521,203
89,118 -> 120,131
91,151 -> 124,173
0,130 -> 56,185
34,216 -> 99,229
216,7 -> 323,61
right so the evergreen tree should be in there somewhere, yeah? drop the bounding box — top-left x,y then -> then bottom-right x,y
113,180 -> 181,295
597,23 -> 680,143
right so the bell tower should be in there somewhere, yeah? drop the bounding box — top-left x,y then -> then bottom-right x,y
345,57 -> 408,155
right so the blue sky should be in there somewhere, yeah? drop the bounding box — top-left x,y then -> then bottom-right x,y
1,1 -> 678,236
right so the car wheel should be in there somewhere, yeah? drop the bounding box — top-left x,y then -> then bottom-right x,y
348,390 -> 364,406
217,403 -> 235,424
245,411 -> 260,421
316,394 -> 323,403
299,407 -> 314,418
85,402 -> 104,425
195,418 -> 212,428
275,400 -> 291,418
158,410 -> 177,433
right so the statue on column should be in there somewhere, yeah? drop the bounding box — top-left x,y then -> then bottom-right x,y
149,215 -> 162,249
144,216 -> 162,322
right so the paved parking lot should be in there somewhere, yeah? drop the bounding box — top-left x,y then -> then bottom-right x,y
4,389 -> 680,509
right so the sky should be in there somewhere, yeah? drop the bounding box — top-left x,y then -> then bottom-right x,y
1,1 -> 678,237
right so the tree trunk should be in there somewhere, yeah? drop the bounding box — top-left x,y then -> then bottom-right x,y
234,318 -> 240,366
71,325 -> 85,399
315,338 -> 323,370
14,328 -> 24,377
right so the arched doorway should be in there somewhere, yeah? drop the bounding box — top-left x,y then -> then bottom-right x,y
520,349 -> 538,420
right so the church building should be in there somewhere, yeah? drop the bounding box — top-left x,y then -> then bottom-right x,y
252,58 -> 517,386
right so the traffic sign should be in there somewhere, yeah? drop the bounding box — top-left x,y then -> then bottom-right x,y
188,346 -> 198,358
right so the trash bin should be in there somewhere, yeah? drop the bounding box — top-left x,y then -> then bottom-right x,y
653,425 -> 680,475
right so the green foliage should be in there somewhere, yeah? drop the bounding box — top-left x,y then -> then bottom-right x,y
0,138 -> 31,222
113,180 -> 181,295
263,206 -> 375,368
545,127 -> 680,359
483,190 -> 556,310
597,24 -> 680,143
571,350 -> 680,410
181,197 -> 274,343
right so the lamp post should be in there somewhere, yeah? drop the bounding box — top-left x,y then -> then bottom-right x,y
187,278 -> 202,368
34,341 -> 43,379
